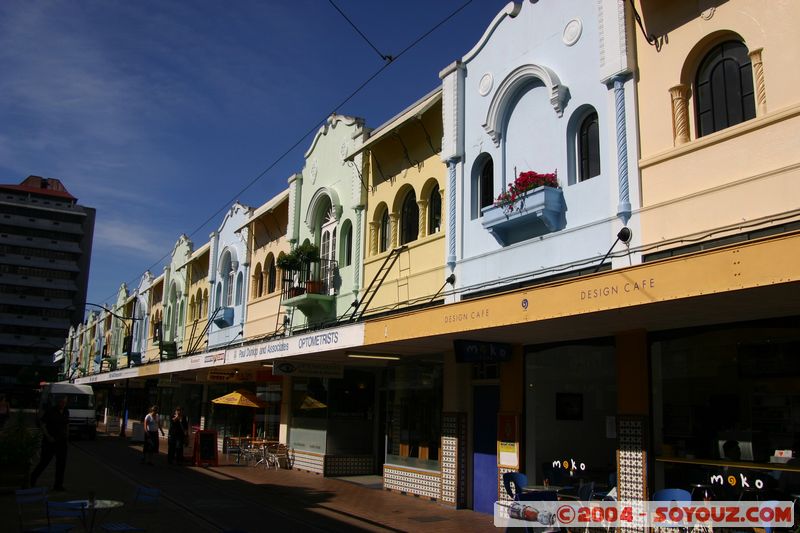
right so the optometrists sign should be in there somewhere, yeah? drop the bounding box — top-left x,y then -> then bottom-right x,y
226,323 -> 364,363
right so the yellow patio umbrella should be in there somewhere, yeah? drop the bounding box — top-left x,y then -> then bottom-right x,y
211,389 -> 266,438
211,389 -> 266,408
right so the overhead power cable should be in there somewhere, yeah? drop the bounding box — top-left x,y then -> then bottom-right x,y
96,0 -> 476,306
327,0 -> 393,62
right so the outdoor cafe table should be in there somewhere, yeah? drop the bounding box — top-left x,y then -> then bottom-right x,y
68,499 -> 124,532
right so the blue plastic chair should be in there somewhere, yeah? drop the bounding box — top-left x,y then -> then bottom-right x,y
502,472 -> 528,501
652,488 -> 692,503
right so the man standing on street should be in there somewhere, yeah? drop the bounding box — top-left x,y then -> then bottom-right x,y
168,406 -> 189,465
31,395 -> 69,491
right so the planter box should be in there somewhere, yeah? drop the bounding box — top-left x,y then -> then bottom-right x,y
481,186 -> 564,246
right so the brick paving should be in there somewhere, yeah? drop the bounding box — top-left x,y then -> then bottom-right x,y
2,431 -> 496,532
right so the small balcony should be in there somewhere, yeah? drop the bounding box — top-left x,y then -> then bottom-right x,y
281,259 -> 338,316
481,186 -> 565,246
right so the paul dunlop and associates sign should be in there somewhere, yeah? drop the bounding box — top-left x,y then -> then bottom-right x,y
226,323 -> 364,364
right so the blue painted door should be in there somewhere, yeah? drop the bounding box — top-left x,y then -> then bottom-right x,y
473,385 -> 500,514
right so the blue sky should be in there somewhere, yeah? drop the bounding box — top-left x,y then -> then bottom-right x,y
0,0 -> 509,309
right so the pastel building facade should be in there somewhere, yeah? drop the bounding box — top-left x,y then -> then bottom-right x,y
284,115 -> 368,329
440,0 -> 639,298
208,203 -> 253,348
241,190 -> 290,339
355,90 -> 448,316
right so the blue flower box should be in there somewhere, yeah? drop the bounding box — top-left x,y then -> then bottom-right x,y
480,186 -> 564,246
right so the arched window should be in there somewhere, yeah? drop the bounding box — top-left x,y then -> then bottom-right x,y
477,156 -> 494,217
215,282 -> 222,309
267,258 -> 276,293
235,272 -> 243,305
695,40 -> 755,137
578,112 -> 600,181
189,296 -> 196,321
253,263 -> 263,298
428,185 -> 441,235
202,289 -> 208,317
342,224 -> 353,267
379,209 -> 390,253
400,190 -> 419,245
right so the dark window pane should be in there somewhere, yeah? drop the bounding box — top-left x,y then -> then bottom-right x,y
579,112 -> 600,181
400,191 -> 419,245
479,159 -> 494,213
428,185 -> 441,235
695,41 -> 754,137
379,211 -> 390,253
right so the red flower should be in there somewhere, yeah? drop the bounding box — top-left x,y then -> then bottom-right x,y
494,170 -> 558,213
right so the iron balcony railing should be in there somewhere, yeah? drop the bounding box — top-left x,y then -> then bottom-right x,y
281,259 -> 338,300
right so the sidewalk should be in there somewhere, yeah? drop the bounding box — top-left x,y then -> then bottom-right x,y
3,432 -> 496,532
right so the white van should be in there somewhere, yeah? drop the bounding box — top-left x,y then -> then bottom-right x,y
39,383 -> 97,439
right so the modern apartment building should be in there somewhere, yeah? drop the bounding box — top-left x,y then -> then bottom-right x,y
0,175 -> 95,394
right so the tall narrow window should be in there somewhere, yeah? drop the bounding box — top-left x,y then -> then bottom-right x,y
379,210 -> 390,253
695,40 -> 755,137
226,270 -> 234,307
343,224 -> 353,266
235,272 -> 243,305
428,185 -> 441,235
267,259 -> 276,293
479,157 -> 494,216
253,263 -> 263,298
578,112 -> 600,181
400,190 -> 419,245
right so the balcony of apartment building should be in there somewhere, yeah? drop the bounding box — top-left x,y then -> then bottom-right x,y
0,233 -> 83,254
0,211 -> 85,235
280,258 -> 338,317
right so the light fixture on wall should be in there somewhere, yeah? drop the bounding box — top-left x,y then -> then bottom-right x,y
594,227 -> 632,273
347,353 -> 400,361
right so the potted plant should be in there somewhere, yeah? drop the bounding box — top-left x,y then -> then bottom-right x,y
481,169 -> 564,246
0,412 -> 41,488
494,170 -> 559,214
295,242 -> 322,294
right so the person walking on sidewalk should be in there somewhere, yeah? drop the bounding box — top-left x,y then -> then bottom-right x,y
30,396 -> 69,491
167,406 -> 189,465
142,405 -> 164,465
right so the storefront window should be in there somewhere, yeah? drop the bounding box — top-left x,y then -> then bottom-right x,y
327,369 -> 375,456
651,318 -> 800,496
289,377 -> 328,453
256,383 -> 281,441
384,359 -> 442,471
524,340 -> 617,486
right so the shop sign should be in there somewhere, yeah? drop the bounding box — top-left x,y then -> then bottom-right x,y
454,339 -> 513,363
225,324 -> 364,363
272,362 -> 343,379
206,369 -> 254,382
203,352 -> 226,365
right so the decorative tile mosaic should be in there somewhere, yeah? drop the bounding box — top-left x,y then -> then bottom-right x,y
498,466 -> 517,502
617,415 -> 648,533
441,412 -> 467,507
384,466 -> 441,500
324,455 -> 374,476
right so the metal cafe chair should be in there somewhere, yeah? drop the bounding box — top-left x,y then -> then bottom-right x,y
15,487 -> 67,533
28,500 -> 85,533
99,486 -> 161,532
